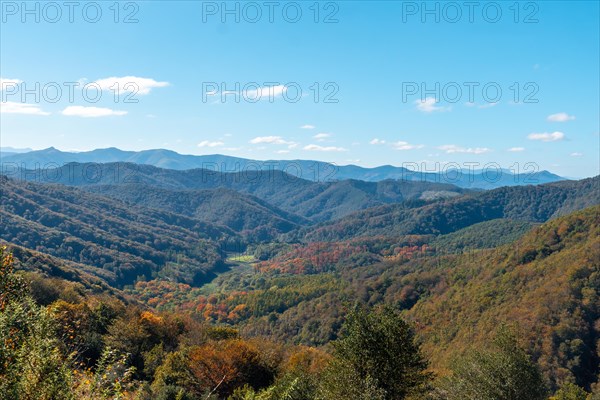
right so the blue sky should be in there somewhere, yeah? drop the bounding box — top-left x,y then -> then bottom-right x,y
1,1 -> 598,178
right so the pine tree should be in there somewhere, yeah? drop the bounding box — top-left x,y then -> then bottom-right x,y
319,305 -> 431,399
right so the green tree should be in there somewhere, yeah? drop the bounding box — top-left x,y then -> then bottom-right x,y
319,305 -> 431,399
550,383 -> 589,400
435,325 -> 547,400
0,247 -> 73,400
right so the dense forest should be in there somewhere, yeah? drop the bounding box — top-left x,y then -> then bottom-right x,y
1,168 -> 599,399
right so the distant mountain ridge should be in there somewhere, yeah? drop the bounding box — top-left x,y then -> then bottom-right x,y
4,161 -> 471,222
1,147 -> 566,189
300,176 -> 600,241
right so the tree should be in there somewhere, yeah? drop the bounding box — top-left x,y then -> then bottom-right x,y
550,383 -> 589,400
435,325 -> 547,400
0,247 -> 73,400
319,305 -> 431,399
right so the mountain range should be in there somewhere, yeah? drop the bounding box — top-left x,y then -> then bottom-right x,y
0,147 -> 565,189
4,161 -> 471,222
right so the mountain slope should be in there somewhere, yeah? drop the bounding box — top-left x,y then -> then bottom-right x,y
399,205 -> 600,389
0,176 -> 235,287
2,241 -> 129,302
7,162 -> 470,222
85,184 -> 307,240
302,176 -> 600,241
232,206 -> 600,389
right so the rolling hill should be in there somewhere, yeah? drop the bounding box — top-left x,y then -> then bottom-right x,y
6,162 -> 470,222
85,184 -> 307,240
301,176 -> 600,241
0,175 -> 234,287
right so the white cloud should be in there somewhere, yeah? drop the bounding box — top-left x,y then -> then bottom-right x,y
547,112 -> 575,122
249,136 -> 297,149
507,147 -> 525,152
370,138 -> 422,150
300,124 -> 315,129
92,76 -> 169,95
438,144 -> 492,154
369,138 -> 386,145
570,152 -> 583,157
303,144 -> 348,152
0,78 -> 22,91
276,150 -> 290,154
527,131 -> 565,142
62,106 -> 127,117
1,101 -> 50,115
391,141 -> 424,150
197,140 -> 224,148
313,133 -> 331,142
415,97 -> 450,113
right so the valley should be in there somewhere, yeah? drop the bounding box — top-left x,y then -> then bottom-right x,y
1,158 -> 599,398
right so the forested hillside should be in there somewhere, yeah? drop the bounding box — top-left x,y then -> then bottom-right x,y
302,176 -> 599,241
7,162 -> 469,221
86,184 -> 307,240
1,171 -> 598,398
0,176 -> 232,287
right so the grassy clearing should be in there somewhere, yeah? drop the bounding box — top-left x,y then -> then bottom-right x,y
226,254 -> 256,263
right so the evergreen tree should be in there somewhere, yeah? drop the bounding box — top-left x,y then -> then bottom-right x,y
435,325 -> 547,400
319,305 -> 431,399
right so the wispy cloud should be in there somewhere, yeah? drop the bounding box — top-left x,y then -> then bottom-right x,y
570,152 -> 583,157
369,138 -> 386,145
527,131 -> 565,142
313,133 -> 331,142
391,141 -> 424,150
0,78 -> 22,90
415,97 -> 450,113
438,144 -> 492,154
197,140 -> 224,148
92,76 -> 169,95
1,101 -> 50,115
507,147 -> 525,152
250,136 -> 298,149
370,138 -> 422,150
62,106 -> 127,117
300,124 -> 315,129
303,144 -> 348,152
547,112 -> 575,122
